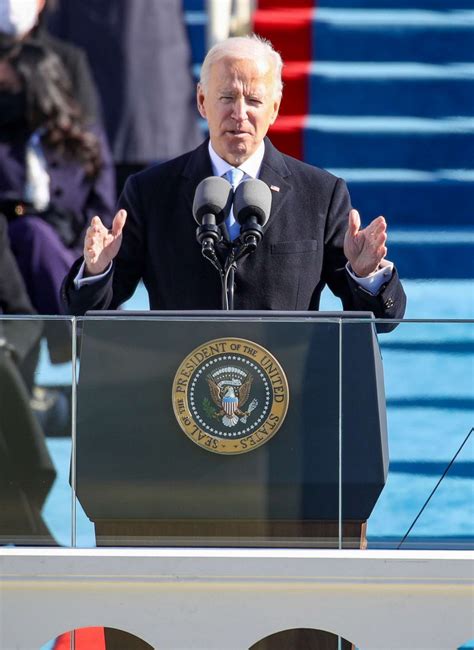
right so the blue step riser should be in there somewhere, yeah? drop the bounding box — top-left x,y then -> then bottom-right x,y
318,1 -> 474,8
388,243 -> 474,278
309,78 -> 474,118
304,131 -> 474,169
186,22 -> 474,66
183,0 -> 205,10
347,182 -> 474,227
183,1 -> 474,10
185,21 -> 206,65
314,25 -> 474,63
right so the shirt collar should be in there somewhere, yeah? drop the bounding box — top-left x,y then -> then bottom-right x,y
208,140 -> 265,180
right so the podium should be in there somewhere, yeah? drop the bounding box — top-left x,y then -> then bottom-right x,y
76,311 -> 388,551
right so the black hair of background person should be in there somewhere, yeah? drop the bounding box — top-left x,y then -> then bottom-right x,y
35,0 -> 101,124
9,40 -> 102,181
0,37 -> 115,319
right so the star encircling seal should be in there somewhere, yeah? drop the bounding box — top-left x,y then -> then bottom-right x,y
172,337 -> 289,454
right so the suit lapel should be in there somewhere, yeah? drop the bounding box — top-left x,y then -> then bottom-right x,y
258,137 -> 292,233
181,138 -> 234,245
180,137 -> 292,240
181,139 -> 214,217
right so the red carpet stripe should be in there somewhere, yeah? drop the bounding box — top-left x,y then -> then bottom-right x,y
53,627 -> 106,649
253,2 -> 315,160
258,0 -> 314,8
279,61 -> 311,116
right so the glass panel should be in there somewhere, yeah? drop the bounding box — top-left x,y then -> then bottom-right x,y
74,313 -> 342,548
342,318 -> 474,551
0,316 -> 74,547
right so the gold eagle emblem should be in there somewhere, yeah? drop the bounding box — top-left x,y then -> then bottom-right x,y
206,373 -> 257,427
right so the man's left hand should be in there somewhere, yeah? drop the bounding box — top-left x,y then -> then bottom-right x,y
343,209 -> 388,277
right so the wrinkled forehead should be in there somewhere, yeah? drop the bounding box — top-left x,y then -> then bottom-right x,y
210,55 -> 275,89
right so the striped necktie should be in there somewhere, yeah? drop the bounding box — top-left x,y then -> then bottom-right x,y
224,167 -> 244,240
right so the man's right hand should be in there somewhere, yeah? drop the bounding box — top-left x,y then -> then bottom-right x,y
84,209 -> 127,276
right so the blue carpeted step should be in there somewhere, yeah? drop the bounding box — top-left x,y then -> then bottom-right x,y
183,0 -> 205,10
185,0 -> 474,8
183,1 -> 474,12
319,1 -> 474,9
313,9 -> 474,63
384,229 -> 474,279
303,116 -> 474,169
309,63 -> 474,118
185,6 -> 474,66
331,173 -> 474,226
184,10 -> 206,65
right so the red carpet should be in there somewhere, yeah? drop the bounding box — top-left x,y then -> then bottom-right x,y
53,627 -> 105,649
253,1 -> 315,159
258,0 -> 314,8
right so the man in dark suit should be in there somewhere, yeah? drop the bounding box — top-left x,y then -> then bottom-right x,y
64,35 -> 406,325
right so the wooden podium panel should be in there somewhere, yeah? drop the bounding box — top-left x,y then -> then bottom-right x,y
95,519 -> 367,549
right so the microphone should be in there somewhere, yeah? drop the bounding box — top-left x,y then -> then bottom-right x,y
192,176 -> 233,254
233,179 -> 272,253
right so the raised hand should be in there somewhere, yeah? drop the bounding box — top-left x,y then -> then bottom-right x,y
84,209 -> 127,276
343,208 -> 388,277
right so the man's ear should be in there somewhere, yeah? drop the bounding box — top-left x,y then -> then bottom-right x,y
270,96 -> 281,125
196,84 -> 207,119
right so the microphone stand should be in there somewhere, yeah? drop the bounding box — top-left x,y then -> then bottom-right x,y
196,219 -> 229,309
223,234 -> 262,310
198,220 -> 264,310
223,246 -> 238,310
226,263 -> 236,310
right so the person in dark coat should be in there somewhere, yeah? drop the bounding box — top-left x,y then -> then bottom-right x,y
0,213 -> 57,545
47,0 -> 203,193
63,36 -> 406,329
0,39 -> 115,316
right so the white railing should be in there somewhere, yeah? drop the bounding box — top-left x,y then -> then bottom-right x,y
1,548 -> 473,650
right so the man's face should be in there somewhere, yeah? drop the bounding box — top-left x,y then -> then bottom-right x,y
197,56 -> 281,166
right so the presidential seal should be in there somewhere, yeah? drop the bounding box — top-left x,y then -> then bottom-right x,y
172,338 -> 289,455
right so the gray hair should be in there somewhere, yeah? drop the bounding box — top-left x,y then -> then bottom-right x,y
199,35 -> 283,99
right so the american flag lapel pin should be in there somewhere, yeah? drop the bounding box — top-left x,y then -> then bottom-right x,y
270,185 -> 280,192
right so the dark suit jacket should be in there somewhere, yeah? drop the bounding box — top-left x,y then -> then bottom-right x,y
64,138 -> 406,326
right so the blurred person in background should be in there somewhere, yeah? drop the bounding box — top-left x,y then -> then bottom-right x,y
207,0 -> 254,48
0,39 -> 115,318
0,213 -> 57,546
47,0 -> 202,196
0,0 -> 101,122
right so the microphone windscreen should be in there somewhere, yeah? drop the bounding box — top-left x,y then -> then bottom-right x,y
233,179 -> 272,226
192,176 -> 233,225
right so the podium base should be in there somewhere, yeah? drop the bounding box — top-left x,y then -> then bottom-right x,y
94,519 -> 367,549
